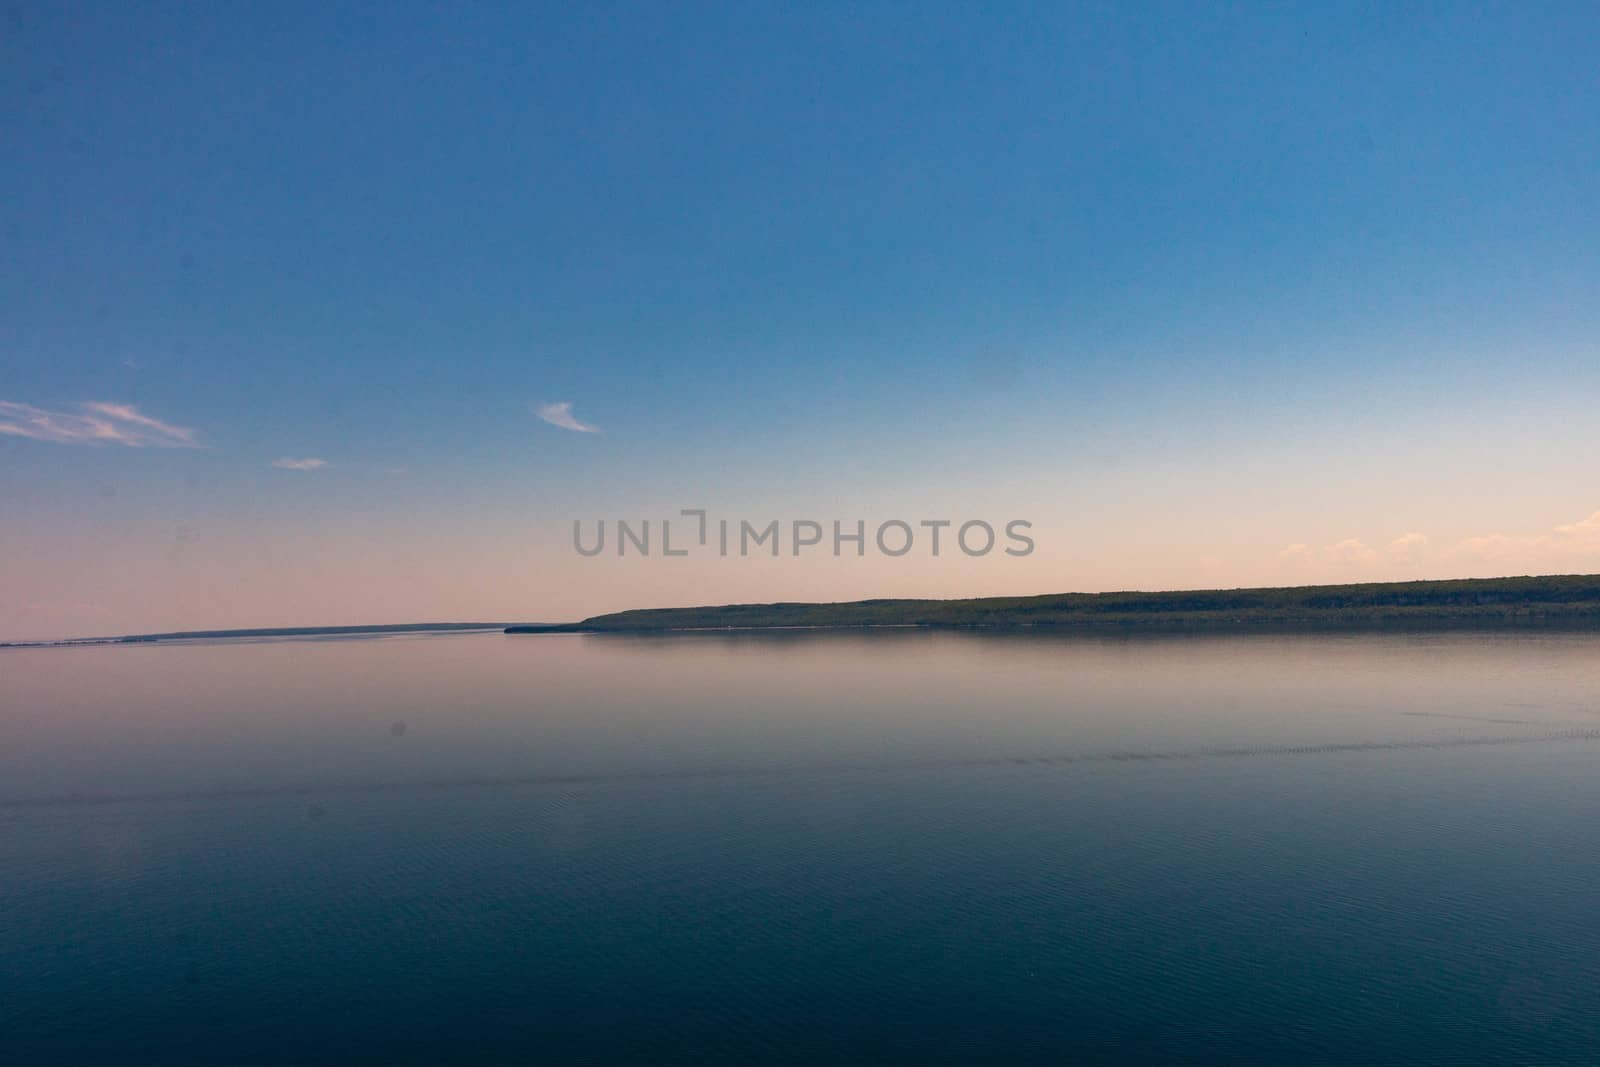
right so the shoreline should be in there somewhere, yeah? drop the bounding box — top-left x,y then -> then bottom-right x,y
0,622 -> 514,650
508,574 -> 1600,636
15,575 -> 1600,647
506,616 -> 1600,637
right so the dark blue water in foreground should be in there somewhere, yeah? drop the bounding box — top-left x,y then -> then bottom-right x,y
4,630 -> 1600,1064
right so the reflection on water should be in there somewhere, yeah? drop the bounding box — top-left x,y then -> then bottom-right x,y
3,630 -> 1600,1063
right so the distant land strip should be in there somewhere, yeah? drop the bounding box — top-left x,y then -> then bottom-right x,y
0,623 -> 513,649
506,574 -> 1600,634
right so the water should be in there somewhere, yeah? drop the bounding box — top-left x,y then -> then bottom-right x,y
3,630 -> 1600,1064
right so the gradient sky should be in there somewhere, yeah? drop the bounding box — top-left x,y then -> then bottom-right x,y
4,2 -> 1599,640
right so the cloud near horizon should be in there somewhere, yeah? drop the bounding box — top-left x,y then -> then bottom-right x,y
0,400 -> 199,447
1279,512 -> 1600,572
1327,538 -> 1377,565
1386,532 -> 1430,564
1554,511 -> 1600,541
533,401 -> 600,433
271,457 -> 328,470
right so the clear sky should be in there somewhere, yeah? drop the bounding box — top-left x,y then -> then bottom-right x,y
3,2 -> 1599,640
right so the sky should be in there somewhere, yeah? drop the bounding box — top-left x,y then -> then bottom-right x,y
3,2 -> 1598,640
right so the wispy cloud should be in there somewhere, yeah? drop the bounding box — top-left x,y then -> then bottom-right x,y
1280,537 -> 1399,566
533,401 -> 600,434
1452,510 -> 1600,563
1279,509 -> 1600,574
1327,537 -> 1377,565
272,457 -> 328,470
0,400 -> 199,447
1456,533 -> 1518,560
1386,531 -> 1429,563
1554,510 -> 1600,542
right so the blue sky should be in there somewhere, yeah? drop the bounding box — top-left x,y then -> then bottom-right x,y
3,3 -> 1599,637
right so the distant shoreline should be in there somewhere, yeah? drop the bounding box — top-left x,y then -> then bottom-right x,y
14,574 -> 1600,648
506,574 -> 1600,635
507,618 -> 1600,637
0,622 -> 515,650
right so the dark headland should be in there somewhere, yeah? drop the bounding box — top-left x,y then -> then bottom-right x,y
507,574 -> 1600,635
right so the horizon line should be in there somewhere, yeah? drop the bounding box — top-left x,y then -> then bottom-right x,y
9,571 -> 1600,647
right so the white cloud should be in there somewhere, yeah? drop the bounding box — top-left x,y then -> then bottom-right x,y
1386,532 -> 1429,563
1279,509 -> 1600,575
533,401 -> 600,433
1327,538 -> 1377,565
1554,510 -> 1600,542
1450,510 -> 1600,565
0,400 -> 199,447
1457,533 -> 1517,559
272,457 -> 328,470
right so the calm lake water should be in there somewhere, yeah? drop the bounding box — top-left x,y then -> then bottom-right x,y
4,629 -> 1600,1064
